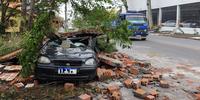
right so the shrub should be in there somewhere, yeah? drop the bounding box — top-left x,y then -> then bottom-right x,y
19,13 -> 54,77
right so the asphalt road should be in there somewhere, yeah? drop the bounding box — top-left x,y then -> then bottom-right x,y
132,34 -> 200,67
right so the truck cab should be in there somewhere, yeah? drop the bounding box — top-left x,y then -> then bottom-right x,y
120,12 -> 149,40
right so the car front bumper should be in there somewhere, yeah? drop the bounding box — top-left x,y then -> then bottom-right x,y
35,64 -> 97,81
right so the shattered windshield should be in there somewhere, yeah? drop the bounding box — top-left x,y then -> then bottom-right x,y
48,38 -> 87,48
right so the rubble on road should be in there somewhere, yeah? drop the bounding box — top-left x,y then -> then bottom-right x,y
78,94 -> 92,100
98,54 -> 123,67
0,64 -> 22,82
64,83 -> 75,92
0,52 -> 199,100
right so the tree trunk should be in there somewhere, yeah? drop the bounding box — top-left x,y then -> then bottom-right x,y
0,0 -> 9,34
20,0 -> 27,32
28,0 -> 35,30
147,0 -> 153,30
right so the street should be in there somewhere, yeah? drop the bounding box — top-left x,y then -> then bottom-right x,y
134,34 -> 200,66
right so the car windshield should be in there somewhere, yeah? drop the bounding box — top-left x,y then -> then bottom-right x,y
166,20 -> 175,23
126,16 -> 146,23
47,38 -> 87,48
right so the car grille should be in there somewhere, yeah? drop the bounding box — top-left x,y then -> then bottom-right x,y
52,60 -> 83,66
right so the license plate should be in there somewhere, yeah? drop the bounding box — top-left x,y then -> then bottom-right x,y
136,35 -> 142,39
58,68 -> 77,75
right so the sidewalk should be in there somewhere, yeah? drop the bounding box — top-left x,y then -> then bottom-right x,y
152,32 -> 200,40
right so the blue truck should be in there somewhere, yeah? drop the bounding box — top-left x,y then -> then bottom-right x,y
119,11 -> 149,40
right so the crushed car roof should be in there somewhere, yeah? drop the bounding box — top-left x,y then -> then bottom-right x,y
60,29 -> 103,38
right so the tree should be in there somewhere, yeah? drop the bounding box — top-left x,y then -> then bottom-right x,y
147,0 -> 153,29
19,0 -> 132,77
0,0 -> 20,33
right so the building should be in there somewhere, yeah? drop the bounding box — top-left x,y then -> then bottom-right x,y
127,0 -> 200,34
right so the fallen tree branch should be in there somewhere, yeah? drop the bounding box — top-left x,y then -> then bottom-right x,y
0,49 -> 22,62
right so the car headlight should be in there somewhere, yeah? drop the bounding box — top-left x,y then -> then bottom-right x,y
85,58 -> 96,65
38,56 -> 51,64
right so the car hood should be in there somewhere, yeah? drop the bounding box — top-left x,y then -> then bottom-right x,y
44,47 -> 95,60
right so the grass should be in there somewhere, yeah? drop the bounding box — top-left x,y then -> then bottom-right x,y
0,82 -> 98,100
0,33 -> 23,56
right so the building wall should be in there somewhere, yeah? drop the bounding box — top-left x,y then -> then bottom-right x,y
128,0 -> 200,11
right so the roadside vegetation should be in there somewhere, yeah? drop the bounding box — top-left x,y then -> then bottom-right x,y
0,0 -> 131,77
0,33 -> 22,56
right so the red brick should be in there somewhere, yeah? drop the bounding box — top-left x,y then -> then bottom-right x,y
119,68 -> 126,72
107,85 -> 120,94
195,93 -> 200,100
97,68 -> 105,80
141,78 -> 149,86
124,59 -> 134,67
160,80 -> 169,88
78,94 -> 91,100
111,91 -> 121,100
145,95 -> 155,100
132,79 -> 141,90
64,83 -> 74,92
115,70 -> 127,78
133,89 -> 147,99
129,68 -> 139,75
150,90 -> 159,97
103,69 -> 115,78
124,78 -> 133,88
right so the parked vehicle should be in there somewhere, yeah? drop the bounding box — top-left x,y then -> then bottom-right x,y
180,20 -> 200,28
119,11 -> 149,40
162,20 -> 176,27
35,34 -> 99,81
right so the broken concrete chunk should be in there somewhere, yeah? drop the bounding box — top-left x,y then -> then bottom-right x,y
98,54 -> 123,67
4,65 -> 22,71
133,89 -> 148,99
132,79 -> 141,90
25,83 -> 34,88
0,64 -> 5,69
78,94 -> 91,100
64,83 -> 74,92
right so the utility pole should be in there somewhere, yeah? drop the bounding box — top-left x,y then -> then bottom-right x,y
147,0 -> 153,30
65,2 -> 68,30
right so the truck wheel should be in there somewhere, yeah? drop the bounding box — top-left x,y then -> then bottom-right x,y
142,38 -> 146,41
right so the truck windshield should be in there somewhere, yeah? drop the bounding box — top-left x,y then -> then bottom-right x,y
126,16 -> 146,23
